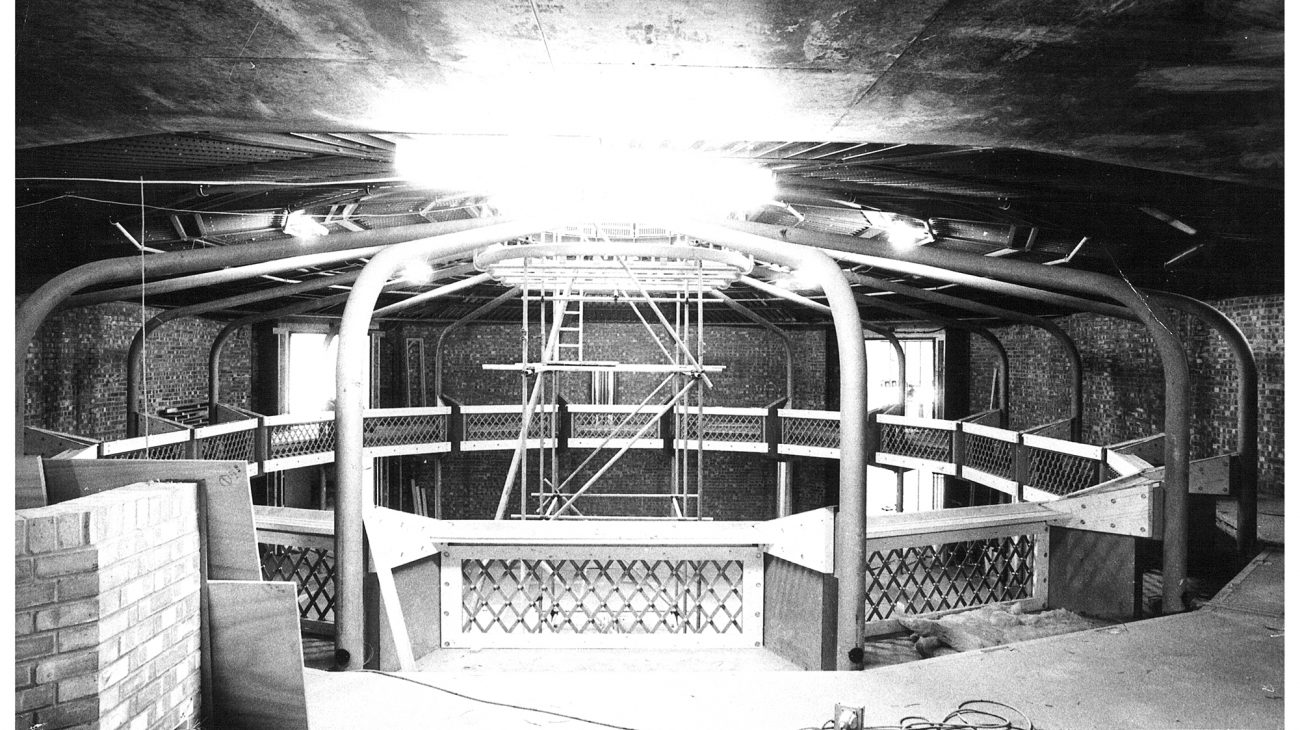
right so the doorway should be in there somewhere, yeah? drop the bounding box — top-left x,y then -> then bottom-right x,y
865,335 -> 943,513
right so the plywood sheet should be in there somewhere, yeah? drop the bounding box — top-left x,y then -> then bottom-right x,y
208,580 -> 309,730
763,555 -> 835,670
42,458 -> 259,579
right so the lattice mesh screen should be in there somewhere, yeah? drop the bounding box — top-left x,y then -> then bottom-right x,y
865,534 -> 1036,622
268,422 -> 336,459
681,413 -> 765,443
964,434 -> 1016,480
782,417 -> 839,449
461,558 -> 744,635
259,544 -> 336,623
571,411 -> 657,438
879,423 -> 951,462
1028,448 -> 1099,496
197,429 -> 256,462
363,414 -> 447,448
463,411 -> 554,441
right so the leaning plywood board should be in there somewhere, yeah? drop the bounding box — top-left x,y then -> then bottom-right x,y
208,581 -> 309,730
42,458 -> 260,579
16,455 -> 47,509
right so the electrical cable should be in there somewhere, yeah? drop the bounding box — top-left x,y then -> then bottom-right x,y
360,669 -> 644,730
800,699 -> 1034,730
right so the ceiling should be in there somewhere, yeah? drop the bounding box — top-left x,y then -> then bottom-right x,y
14,0 -> 1285,327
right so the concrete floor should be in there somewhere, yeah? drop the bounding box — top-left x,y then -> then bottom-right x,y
302,500 -> 1284,729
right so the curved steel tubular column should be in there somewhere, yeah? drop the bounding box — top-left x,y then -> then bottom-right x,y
1149,290 -> 1259,558
16,218 -> 508,451
333,219 -> 557,669
335,219 -> 869,669
432,287 -> 523,404
725,219 -> 1192,614
126,271 -> 366,436
844,271 -> 1084,440
657,219 -> 870,670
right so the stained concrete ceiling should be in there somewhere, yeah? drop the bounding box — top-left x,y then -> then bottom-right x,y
13,0 -> 1286,322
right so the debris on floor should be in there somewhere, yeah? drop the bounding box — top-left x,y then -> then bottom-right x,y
899,603 -> 1104,658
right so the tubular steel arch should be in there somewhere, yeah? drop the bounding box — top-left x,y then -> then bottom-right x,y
723,219 -> 1193,615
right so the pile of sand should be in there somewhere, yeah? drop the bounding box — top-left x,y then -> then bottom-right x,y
899,603 -> 1105,658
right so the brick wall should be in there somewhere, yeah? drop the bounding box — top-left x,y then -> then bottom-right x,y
968,294 -> 1284,492
392,321 -> 829,410
24,302 -> 255,440
387,320 -> 836,520
15,482 -> 203,730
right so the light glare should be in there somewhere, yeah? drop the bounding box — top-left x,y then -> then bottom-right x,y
396,136 -> 774,220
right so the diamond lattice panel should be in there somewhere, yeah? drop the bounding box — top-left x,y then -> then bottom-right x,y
447,546 -> 761,648
864,534 -> 1036,622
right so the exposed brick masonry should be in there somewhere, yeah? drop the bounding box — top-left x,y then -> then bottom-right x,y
15,483 -> 203,730
24,302 -> 255,440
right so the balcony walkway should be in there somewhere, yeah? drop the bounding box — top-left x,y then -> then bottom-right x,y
302,538 -> 1282,729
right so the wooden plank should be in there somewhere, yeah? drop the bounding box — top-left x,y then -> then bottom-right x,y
207,580 -> 309,730
765,507 -> 834,574
864,503 -> 1060,540
1107,432 -> 1165,465
1023,432 -> 1103,460
960,422 -> 1019,442
763,555 -> 836,670
875,453 -> 958,475
23,426 -> 97,458
42,459 -> 260,580
254,505 -> 335,535
1189,453 -> 1234,496
362,406 -> 451,418
877,414 -> 958,430
98,428 -> 192,455
1106,449 -> 1153,476
397,511 -> 773,546
866,521 -> 1051,555
16,455 -> 47,509
1039,481 -> 1162,539
960,466 -> 1018,497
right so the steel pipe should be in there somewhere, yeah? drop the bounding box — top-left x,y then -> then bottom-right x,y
334,218 -> 870,670
1148,291 -> 1259,558
845,272 -> 1083,440
17,217 -> 507,451
725,219 -> 1192,614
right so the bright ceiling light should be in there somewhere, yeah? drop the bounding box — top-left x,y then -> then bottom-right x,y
863,211 -> 933,249
396,136 -> 774,221
398,260 -> 436,285
283,210 -> 329,239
